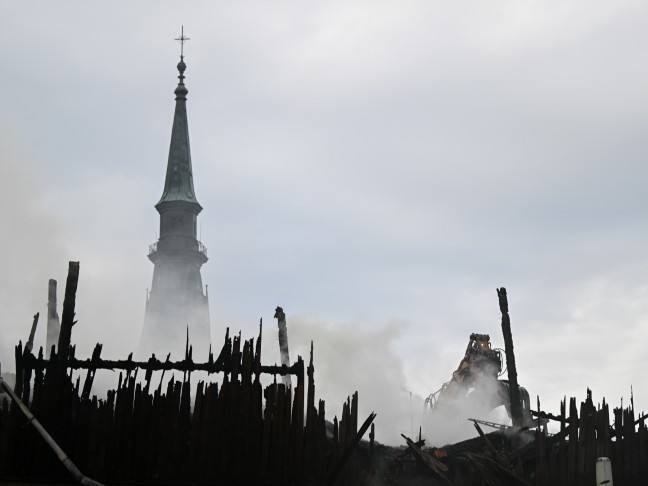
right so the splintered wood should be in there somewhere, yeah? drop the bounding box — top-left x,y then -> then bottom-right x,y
0,329 -> 370,485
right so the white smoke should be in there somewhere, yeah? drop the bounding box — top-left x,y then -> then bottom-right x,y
422,381 -> 513,447
0,126 -> 67,371
260,313 -> 417,445
0,122 -> 153,372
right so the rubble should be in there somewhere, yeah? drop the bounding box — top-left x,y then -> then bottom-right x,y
1,267 -> 648,485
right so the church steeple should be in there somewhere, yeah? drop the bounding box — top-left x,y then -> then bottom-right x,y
140,36 -> 211,359
156,56 -> 201,209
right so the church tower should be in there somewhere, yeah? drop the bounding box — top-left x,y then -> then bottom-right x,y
140,51 -> 211,359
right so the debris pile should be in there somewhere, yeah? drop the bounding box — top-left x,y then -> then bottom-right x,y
0,263 -> 376,485
364,389 -> 647,486
1,266 -> 648,485
0,333 -> 377,484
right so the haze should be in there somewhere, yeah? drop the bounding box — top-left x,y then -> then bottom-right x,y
1,1 -> 648,444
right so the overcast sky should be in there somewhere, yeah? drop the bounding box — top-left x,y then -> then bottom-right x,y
2,1 -> 648,444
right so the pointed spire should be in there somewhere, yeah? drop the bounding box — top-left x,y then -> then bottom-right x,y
157,48 -> 201,210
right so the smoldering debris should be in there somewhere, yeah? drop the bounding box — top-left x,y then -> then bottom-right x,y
362,390 -> 645,486
2,272 -> 648,485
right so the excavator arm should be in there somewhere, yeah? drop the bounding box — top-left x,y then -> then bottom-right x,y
426,333 -> 510,411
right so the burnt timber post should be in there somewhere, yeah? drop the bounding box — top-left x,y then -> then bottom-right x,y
274,306 -> 292,387
46,279 -> 61,355
25,313 -> 39,354
497,287 -> 523,427
58,262 -> 80,358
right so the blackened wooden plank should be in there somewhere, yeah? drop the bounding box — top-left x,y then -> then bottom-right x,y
497,287 -> 523,427
57,261 -> 80,358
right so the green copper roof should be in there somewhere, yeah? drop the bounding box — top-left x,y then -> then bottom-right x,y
157,57 -> 201,208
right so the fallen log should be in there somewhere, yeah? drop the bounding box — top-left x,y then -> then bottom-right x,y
0,375 -> 104,486
401,434 -> 450,484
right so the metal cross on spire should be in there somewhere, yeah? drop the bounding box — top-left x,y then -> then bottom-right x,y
175,25 -> 190,58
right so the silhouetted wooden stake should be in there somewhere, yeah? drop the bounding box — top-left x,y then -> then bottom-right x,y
327,412 -> 377,484
254,319 -> 262,378
558,397 -> 567,484
25,313 -> 39,354
58,262 -> 80,358
274,306 -> 291,388
183,326 -> 189,383
351,391 -> 358,435
535,396 -> 547,485
497,287 -> 523,427
567,397 -> 579,484
333,416 -> 339,463
46,279 -> 60,355
81,344 -> 102,400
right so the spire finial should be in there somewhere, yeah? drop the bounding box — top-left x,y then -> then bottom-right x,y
173,26 -> 189,97
175,25 -> 190,59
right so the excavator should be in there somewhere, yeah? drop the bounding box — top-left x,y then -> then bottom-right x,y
425,333 -> 532,425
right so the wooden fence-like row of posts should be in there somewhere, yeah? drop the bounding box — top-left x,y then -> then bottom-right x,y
3,342 -> 648,485
0,327 -> 372,485
518,389 -> 647,486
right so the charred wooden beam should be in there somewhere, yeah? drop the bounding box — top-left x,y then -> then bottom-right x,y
327,412 -> 377,484
0,375 -> 105,486
530,409 -> 565,422
81,344 -> 102,401
214,328 -> 232,371
25,312 -> 39,354
516,419 -> 573,464
46,278 -> 61,355
19,352 -> 304,377
396,438 -> 425,461
58,262 -> 80,358
497,287 -> 523,427
472,420 -> 505,466
469,417 -> 512,431
14,341 -> 24,398
274,306 -> 291,388
610,411 -> 648,439
400,433 -> 450,484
